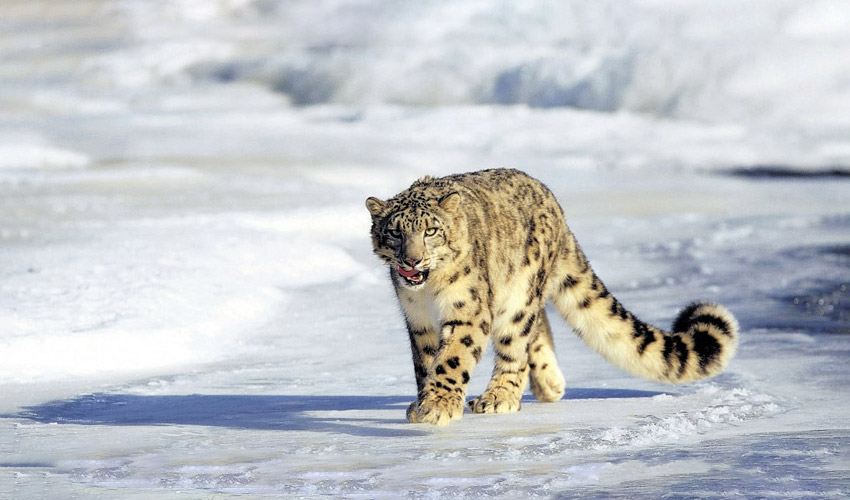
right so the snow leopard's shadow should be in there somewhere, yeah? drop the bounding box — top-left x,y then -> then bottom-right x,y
10,394 -> 425,437
10,389 -> 666,437
541,387 -> 668,401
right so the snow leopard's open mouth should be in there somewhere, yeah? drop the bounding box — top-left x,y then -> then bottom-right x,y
397,265 -> 429,286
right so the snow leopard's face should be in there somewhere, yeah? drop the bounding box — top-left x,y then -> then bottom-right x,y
366,191 -> 460,290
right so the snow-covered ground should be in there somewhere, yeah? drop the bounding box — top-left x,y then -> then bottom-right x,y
1,1 -> 848,498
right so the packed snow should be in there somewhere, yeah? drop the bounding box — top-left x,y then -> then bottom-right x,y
1,1 -> 848,498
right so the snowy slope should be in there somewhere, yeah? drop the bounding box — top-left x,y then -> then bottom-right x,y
1,1 -> 849,498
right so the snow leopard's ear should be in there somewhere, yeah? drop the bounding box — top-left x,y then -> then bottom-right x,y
365,197 -> 388,217
438,192 -> 461,212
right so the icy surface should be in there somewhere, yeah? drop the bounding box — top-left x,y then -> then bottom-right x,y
1,1 -> 849,498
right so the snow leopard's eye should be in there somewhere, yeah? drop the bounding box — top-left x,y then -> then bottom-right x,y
424,227 -> 438,237
387,228 -> 402,239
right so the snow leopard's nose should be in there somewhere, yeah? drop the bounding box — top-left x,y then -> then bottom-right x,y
404,258 -> 421,268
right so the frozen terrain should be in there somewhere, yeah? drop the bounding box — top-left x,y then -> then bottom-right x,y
1,0 -> 849,498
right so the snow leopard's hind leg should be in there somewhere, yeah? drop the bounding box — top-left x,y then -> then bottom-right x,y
527,309 -> 566,402
468,306 -> 565,413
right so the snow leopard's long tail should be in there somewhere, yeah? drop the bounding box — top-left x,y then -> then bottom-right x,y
547,244 -> 738,384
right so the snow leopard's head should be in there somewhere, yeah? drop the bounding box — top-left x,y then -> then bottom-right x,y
366,184 -> 462,290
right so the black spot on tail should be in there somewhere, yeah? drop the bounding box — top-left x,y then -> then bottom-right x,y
560,275 -> 579,291
672,302 -> 702,332
689,314 -> 734,337
691,329 -> 722,373
662,336 -> 690,377
672,303 -> 734,336
633,317 -> 656,355
577,251 -> 590,273
611,299 -> 629,320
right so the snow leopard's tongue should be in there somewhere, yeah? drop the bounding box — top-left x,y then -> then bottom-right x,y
397,265 -> 420,278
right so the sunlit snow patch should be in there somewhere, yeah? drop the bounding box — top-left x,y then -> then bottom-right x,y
0,144 -> 90,170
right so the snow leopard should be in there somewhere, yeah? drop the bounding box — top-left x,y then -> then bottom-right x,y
366,168 -> 738,425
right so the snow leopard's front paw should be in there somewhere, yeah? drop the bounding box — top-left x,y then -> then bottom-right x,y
468,386 -> 522,414
408,391 -> 464,425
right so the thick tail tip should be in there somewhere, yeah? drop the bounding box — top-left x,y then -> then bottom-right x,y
673,301 -> 739,339
670,301 -> 739,382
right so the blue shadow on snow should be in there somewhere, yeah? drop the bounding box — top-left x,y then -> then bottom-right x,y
8,389 -> 666,438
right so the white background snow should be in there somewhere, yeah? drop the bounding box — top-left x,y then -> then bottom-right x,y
1,0 -> 848,498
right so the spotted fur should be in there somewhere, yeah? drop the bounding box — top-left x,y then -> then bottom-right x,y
366,169 -> 738,426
